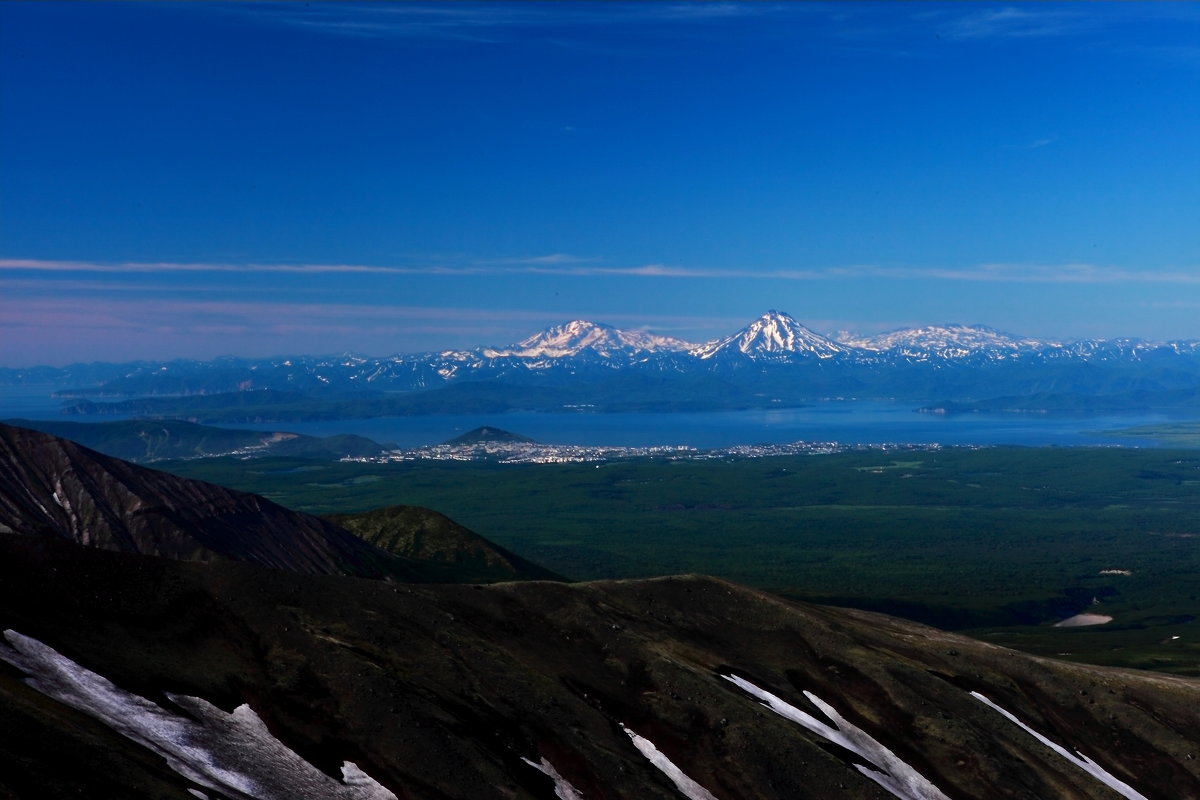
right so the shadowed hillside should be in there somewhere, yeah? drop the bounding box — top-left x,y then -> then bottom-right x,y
327,504 -> 563,583
0,423 -> 422,580
1,533 -> 1197,799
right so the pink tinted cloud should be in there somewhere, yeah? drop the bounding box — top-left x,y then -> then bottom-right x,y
0,258 -> 424,274
0,297 -> 539,364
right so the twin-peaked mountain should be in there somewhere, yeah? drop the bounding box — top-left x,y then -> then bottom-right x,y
483,319 -> 693,361
25,310 -> 1200,417
489,312 -> 855,363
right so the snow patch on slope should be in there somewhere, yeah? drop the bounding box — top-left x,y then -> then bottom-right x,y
620,723 -> 719,800
485,320 -> 692,359
970,691 -> 1148,800
837,324 -> 1048,359
0,629 -> 396,800
521,756 -> 585,800
723,674 -> 949,800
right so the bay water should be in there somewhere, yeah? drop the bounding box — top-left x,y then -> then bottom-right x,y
1,385 -> 1188,449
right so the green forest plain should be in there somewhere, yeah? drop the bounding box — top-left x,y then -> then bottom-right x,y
164,446 -> 1200,675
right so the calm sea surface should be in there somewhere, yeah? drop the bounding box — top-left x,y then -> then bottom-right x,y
1,385 -> 1191,449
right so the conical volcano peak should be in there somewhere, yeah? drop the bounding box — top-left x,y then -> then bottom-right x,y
744,310 -> 811,350
692,311 -> 852,360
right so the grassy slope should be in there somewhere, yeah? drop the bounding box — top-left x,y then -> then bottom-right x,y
163,447 -> 1200,674
326,505 -> 563,583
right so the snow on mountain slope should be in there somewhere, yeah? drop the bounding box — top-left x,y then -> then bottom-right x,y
0,630 -> 398,800
483,320 -> 693,359
36,313 -> 1200,400
836,324 -> 1049,359
691,310 -> 853,360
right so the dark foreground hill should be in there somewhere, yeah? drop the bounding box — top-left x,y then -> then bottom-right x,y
327,505 -> 562,583
1,533 -> 1198,799
0,423 -> 430,580
1,423 -> 1198,798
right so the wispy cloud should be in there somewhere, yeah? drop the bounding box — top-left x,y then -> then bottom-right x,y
886,263 -> 1200,285
0,298 -> 568,325
514,261 -> 1200,285
5,258 -> 1198,286
0,278 -> 200,294
0,295 -> 735,337
0,258 -> 432,275
1002,136 -> 1057,151
940,7 -> 1094,41
520,263 -> 827,280
646,3 -> 769,22
233,2 -> 782,42
475,253 -> 600,266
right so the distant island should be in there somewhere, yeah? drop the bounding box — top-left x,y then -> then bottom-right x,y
442,426 -> 536,446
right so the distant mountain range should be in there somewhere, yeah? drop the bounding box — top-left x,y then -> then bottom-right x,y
5,311 -> 1200,416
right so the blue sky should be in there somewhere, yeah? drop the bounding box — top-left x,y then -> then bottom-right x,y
1,2 -> 1198,365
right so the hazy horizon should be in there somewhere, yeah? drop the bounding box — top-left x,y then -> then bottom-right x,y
3,2 -> 1198,365
2,309 -> 1196,370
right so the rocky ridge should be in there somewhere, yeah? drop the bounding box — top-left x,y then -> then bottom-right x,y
0,423 -> 428,580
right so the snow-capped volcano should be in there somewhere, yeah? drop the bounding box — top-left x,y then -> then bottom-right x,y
691,310 -> 852,360
483,320 -> 693,359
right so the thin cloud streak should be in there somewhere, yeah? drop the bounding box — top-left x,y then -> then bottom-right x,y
475,253 -> 600,266
894,264 -> 1200,285
238,2 -> 784,42
940,7 -> 1095,41
0,298 -> 557,325
5,259 -> 1199,285
1002,137 -> 1058,151
0,278 -> 334,295
528,262 -> 1200,285
0,296 -> 734,330
0,259 -> 451,275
